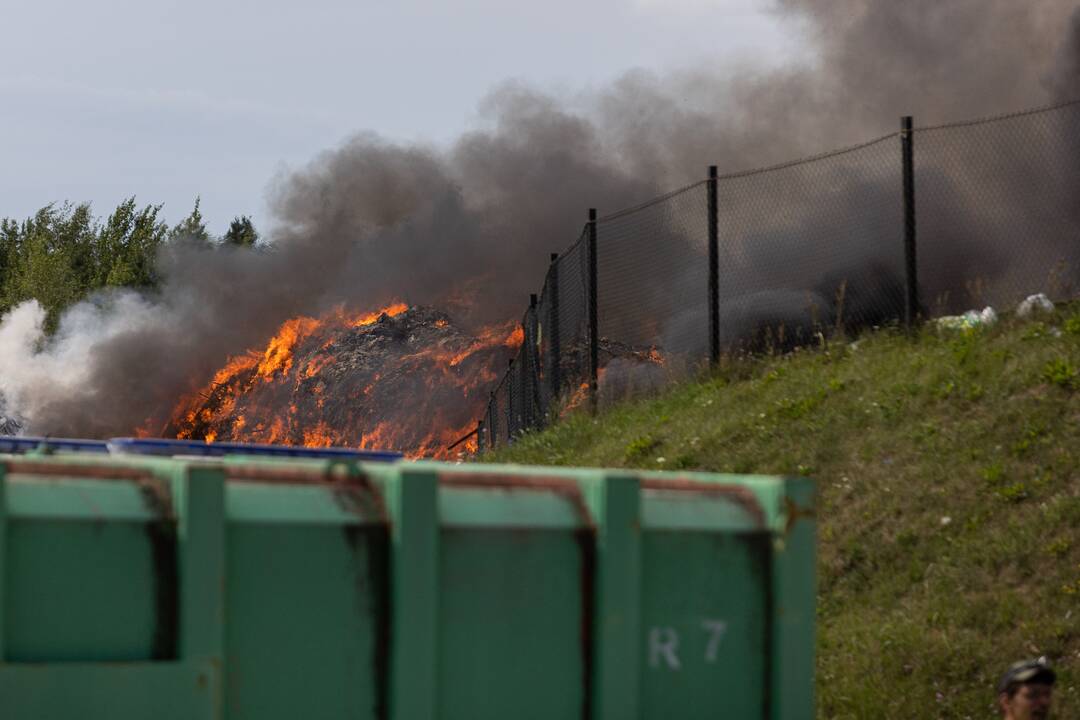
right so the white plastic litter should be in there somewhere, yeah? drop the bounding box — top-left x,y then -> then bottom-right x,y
1016,293 -> 1055,317
935,306 -> 998,331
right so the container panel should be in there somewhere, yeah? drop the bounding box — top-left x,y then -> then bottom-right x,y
640,531 -> 770,719
0,661 -> 216,719
225,522 -> 388,719
438,528 -> 589,720
0,456 -> 814,718
5,518 -> 172,662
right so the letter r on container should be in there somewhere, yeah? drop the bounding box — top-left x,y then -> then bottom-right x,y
649,627 -> 681,670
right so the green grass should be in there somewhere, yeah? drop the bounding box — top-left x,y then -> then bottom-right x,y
485,303 -> 1080,719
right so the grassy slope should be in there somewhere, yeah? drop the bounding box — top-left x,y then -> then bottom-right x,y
485,303 -> 1080,719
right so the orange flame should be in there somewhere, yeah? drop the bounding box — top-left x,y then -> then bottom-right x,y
350,302 -> 408,328
165,302 -> 518,460
256,317 -> 320,380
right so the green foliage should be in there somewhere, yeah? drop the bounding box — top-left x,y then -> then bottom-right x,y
1042,357 -> 1079,390
981,462 -> 1005,484
623,434 -> 660,461
1044,538 -> 1071,558
168,197 -> 212,247
223,215 -> 259,247
98,198 -> 168,288
1064,313 -> 1080,336
1,203 -> 100,331
0,197 -> 252,333
995,481 -> 1029,503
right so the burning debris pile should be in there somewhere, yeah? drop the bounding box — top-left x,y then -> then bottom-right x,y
167,304 -> 521,458
0,392 -> 20,435
0,412 -> 21,436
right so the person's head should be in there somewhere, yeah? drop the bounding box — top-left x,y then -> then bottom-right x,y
997,657 -> 1055,719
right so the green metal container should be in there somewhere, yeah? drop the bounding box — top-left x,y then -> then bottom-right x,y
0,453 -> 814,718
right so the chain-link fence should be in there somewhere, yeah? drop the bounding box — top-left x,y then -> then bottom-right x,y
916,105 -> 1080,312
476,99 -> 1080,451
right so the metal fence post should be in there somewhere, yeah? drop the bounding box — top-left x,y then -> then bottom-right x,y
505,359 -> 515,440
707,165 -> 720,365
487,393 -> 497,448
528,294 -> 540,430
516,317 -> 530,432
548,253 -> 561,409
588,208 -> 599,415
901,116 -> 920,330
476,420 -> 484,453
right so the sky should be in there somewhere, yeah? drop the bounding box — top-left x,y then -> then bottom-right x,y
0,0 -> 800,233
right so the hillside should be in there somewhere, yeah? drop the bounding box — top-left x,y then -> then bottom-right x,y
484,301 -> 1080,718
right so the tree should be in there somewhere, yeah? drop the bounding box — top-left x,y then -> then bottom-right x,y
3,204 -> 89,332
0,199 -> 171,330
223,215 -> 259,247
98,198 -> 168,288
168,197 -> 212,247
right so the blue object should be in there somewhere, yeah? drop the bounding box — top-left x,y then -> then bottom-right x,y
0,436 -> 110,454
106,437 -> 402,462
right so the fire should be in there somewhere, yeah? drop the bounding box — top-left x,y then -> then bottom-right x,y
504,326 -> 524,347
349,302 -> 408,328
557,366 -> 617,417
256,317 -> 320,380
164,303 -> 521,459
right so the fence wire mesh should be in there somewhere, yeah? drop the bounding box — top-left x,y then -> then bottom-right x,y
914,102 -> 1080,312
551,229 -> 591,408
715,134 -> 905,352
477,100 -> 1080,451
595,183 -> 710,404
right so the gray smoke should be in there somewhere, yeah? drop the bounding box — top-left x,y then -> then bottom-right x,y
1,0 -> 1078,438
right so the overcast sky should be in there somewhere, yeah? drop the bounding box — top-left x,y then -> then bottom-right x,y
0,0 -> 801,232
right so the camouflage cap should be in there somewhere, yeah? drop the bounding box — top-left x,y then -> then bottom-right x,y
997,657 -> 1056,694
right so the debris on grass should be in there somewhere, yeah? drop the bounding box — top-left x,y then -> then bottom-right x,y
935,306 -> 998,331
1017,293 -> 1055,317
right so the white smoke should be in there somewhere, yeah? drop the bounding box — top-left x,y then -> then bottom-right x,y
0,293 -> 162,434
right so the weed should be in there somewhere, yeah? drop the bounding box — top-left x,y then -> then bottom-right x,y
777,393 -> 823,419
935,380 -> 957,399
623,434 -> 660,461
1022,322 -> 1049,340
1064,313 -> 1080,335
896,530 -> 919,550
842,541 -> 867,573
981,462 -> 1005,484
672,454 -> 697,470
1044,538 -> 1071,557
1010,424 -> 1048,457
995,482 -> 1029,503
761,368 -> 784,385
1042,358 -> 1079,390
950,332 -> 979,367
